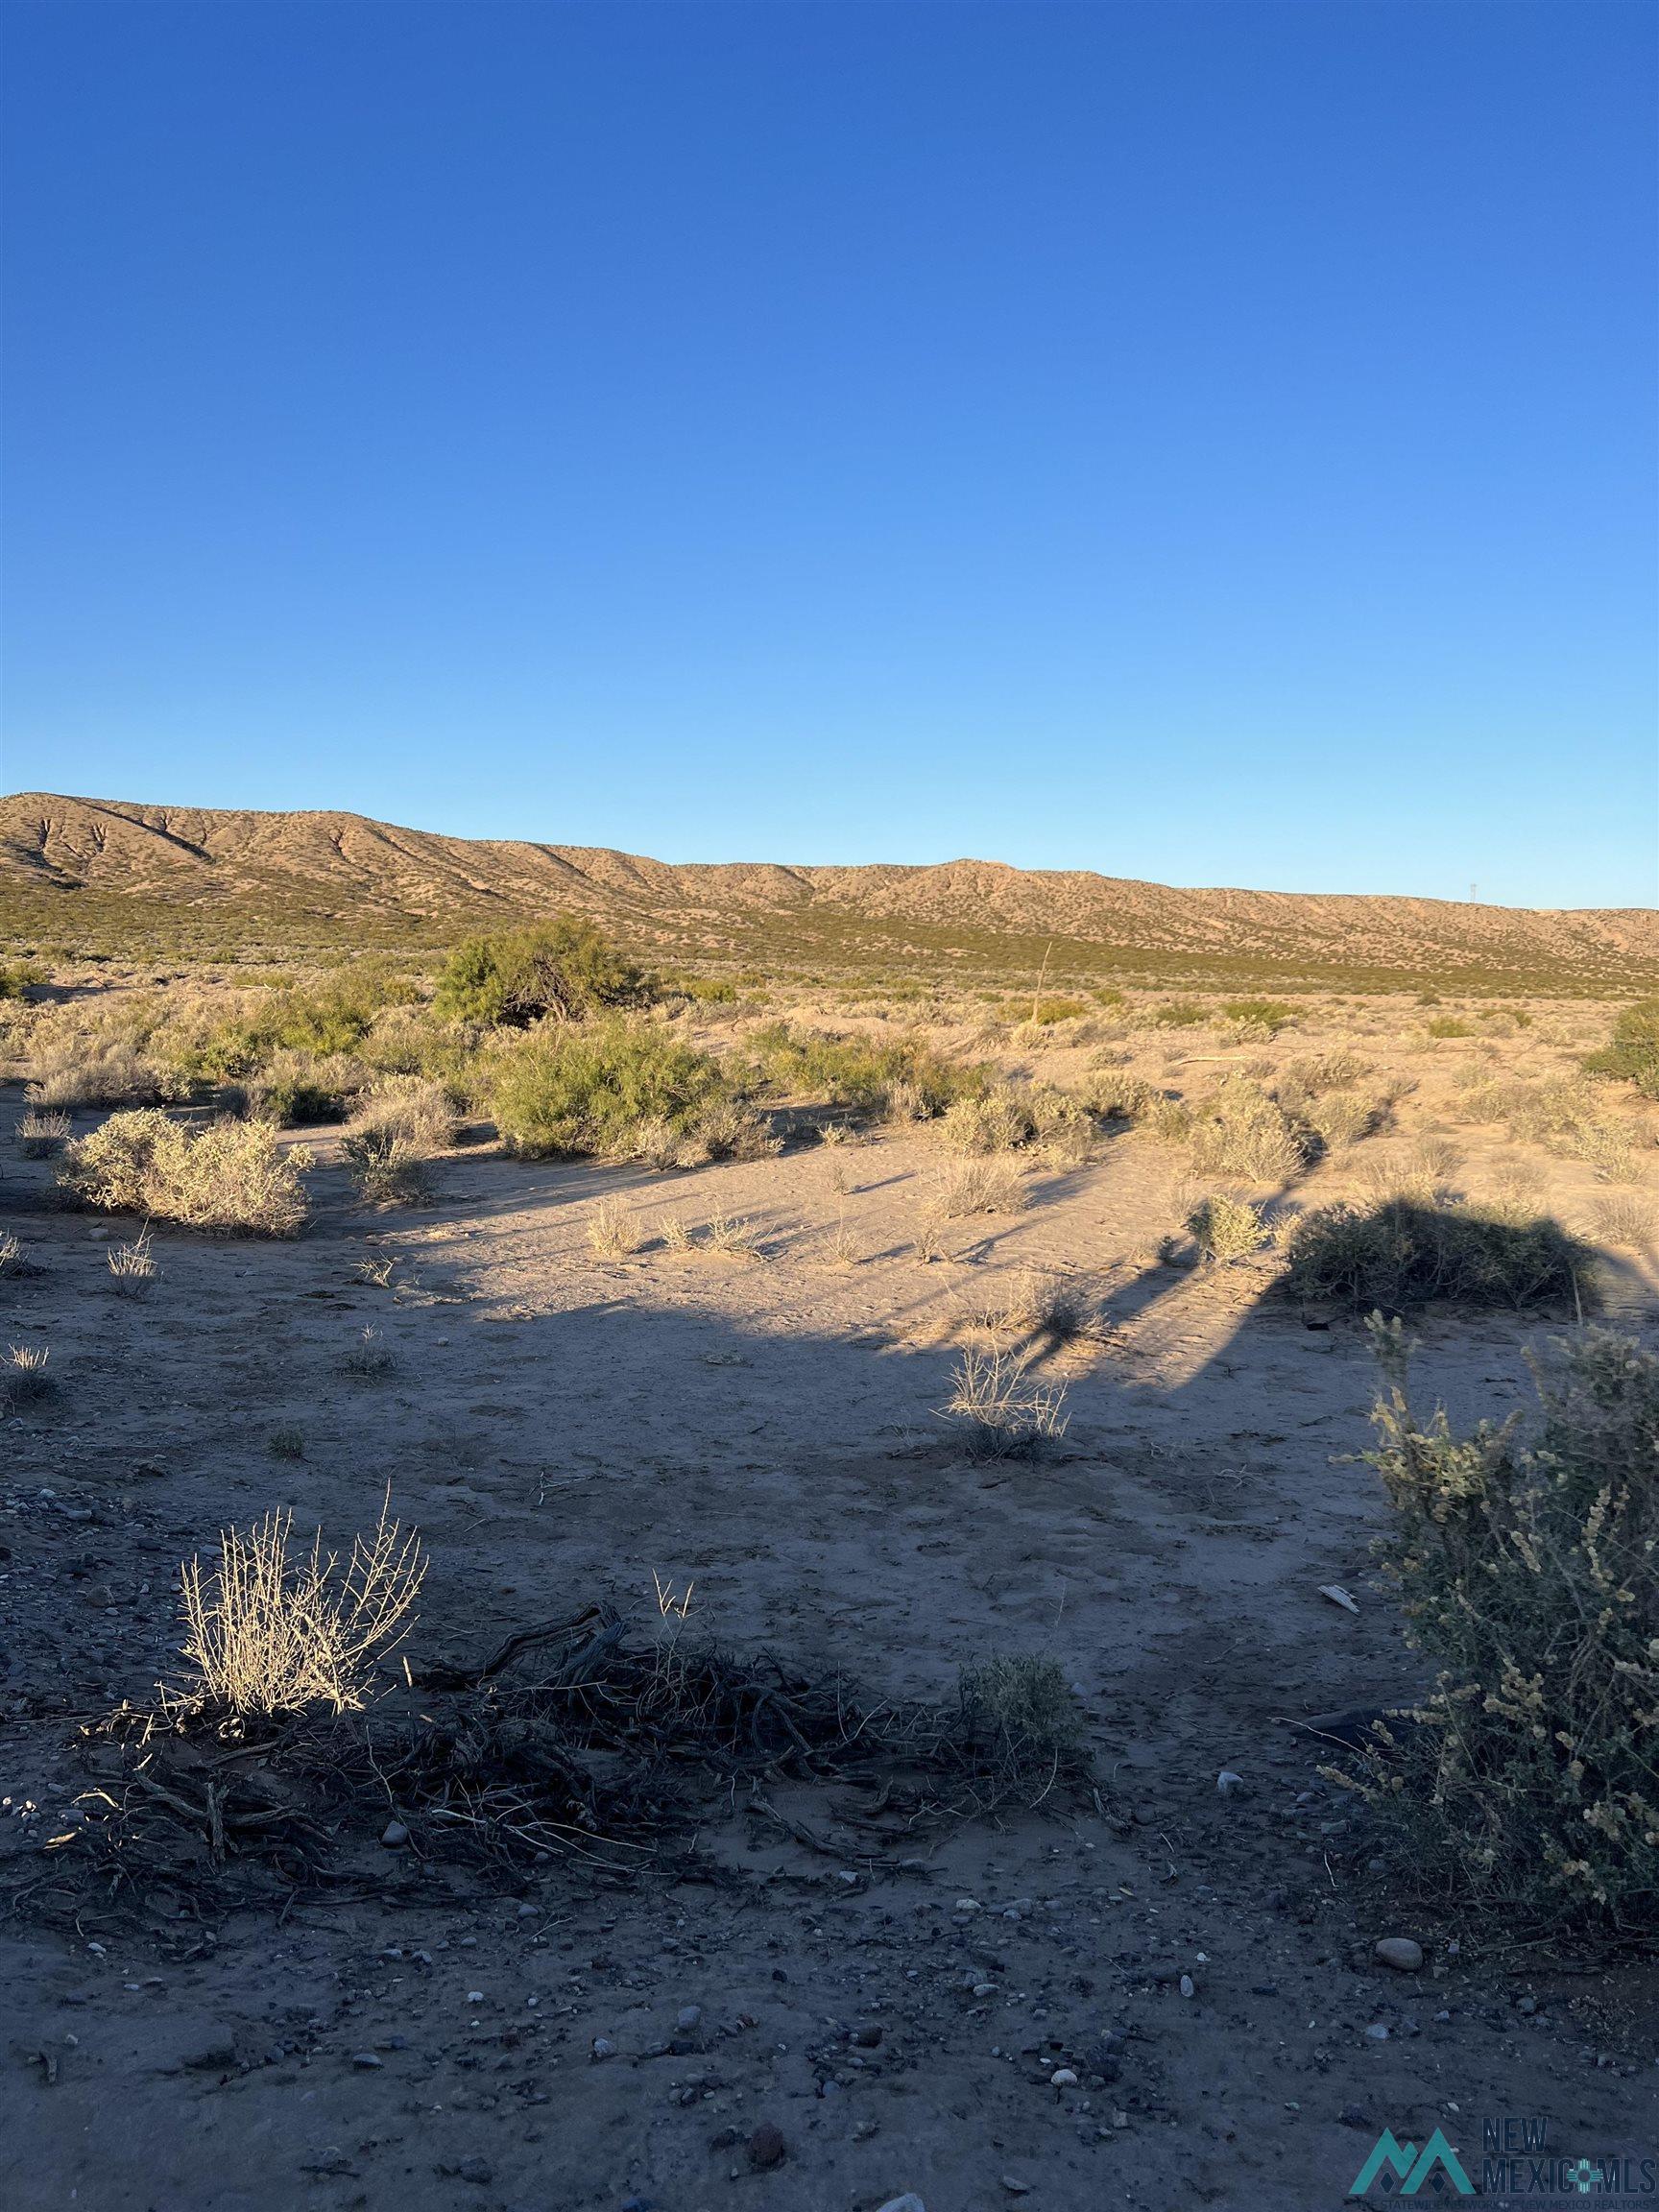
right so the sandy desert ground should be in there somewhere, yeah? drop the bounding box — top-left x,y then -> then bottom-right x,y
0,980 -> 1654,2212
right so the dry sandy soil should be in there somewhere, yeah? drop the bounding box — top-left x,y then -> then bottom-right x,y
0,992 -> 1655,2212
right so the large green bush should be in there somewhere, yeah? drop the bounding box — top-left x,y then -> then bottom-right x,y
491,1021 -> 737,1160
172,966 -> 416,1084
748,1023 -> 982,1118
1286,1198 -> 1586,1311
1334,1326 -> 1659,1927
1584,998 -> 1659,1099
434,920 -> 646,1028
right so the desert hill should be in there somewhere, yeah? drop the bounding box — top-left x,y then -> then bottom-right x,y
1,791 -> 1653,990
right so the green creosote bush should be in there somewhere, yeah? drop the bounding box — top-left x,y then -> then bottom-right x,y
1285,1198 -> 1588,1312
1329,1322 -> 1659,1928
748,1023 -> 982,1121
1584,998 -> 1659,1100
434,919 -> 648,1028
491,1020 -> 748,1164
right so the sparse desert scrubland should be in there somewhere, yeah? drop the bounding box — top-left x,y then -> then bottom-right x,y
1,880 -> 1656,2206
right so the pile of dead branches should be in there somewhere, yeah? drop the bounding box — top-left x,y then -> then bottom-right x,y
23,1605 -> 1094,1922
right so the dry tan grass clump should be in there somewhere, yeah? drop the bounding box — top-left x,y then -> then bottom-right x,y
16,1108 -> 71,1158
702,1210 -> 764,1259
587,1194 -> 640,1259
1591,1193 -> 1654,1251
60,1110 -> 311,1236
934,1158 -> 1028,1216
3,1343 -> 52,1407
341,1076 -> 458,1205
940,1347 -> 1070,1457
108,1231 -> 159,1297
0,1232 -> 22,1276
967,1267 -> 1098,1344
25,1033 -> 172,1111
180,1501 -> 425,1717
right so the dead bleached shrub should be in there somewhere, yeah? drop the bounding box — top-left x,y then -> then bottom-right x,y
0,1233 -> 22,1276
934,1158 -> 1028,1217
1330,1326 -> 1659,1928
16,1109 -> 71,1159
60,1110 -> 311,1236
587,1194 -> 640,1259
180,1500 -> 425,1717
940,1347 -> 1070,1458
1187,1192 -> 1270,1263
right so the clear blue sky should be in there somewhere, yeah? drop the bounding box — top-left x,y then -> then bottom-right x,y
3,2 -> 1654,908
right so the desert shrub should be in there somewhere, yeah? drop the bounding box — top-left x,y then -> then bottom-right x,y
108,1231 -> 159,1298
1426,1014 -> 1476,1039
1187,1192 -> 1270,1262
492,1021 -> 734,1161
60,1110 -> 311,1236
180,1501 -> 425,1717
26,1034 -> 173,1110
1143,1096 -> 1195,1145
1028,996 -> 1090,1025
434,918 -> 647,1028
16,1108 -> 71,1158
1285,1199 -> 1587,1311
940,1348 -> 1069,1457
0,960 -> 43,1000
1281,1050 -> 1371,1097
587,1194 -> 640,1259
1591,1193 -> 1654,1250
1142,998 -> 1207,1028
3,1343 -> 52,1406
1304,1089 -> 1388,1147
342,1324 -> 396,1376
957,1655 -> 1084,1791
974,1267 -> 1098,1344
1221,998 -> 1294,1037
939,1081 -> 1103,1160
1333,1327 -> 1659,1927
244,1047 -> 367,1125
172,966 -> 418,1084
1078,1066 -> 1153,1121
701,1210 -> 763,1259
1584,998 -> 1659,1099
934,1158 -> 1028,1216
0,1233 -> 22,1275
749,1023 -> 980,1120
1187,1077 -> 1311,1184
342,1129 -> 430,1207
1459,1075 -> 1642,1182
349,1075 -> 456,1154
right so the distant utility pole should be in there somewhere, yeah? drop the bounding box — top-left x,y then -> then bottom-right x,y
1469,883 -> 1479,902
